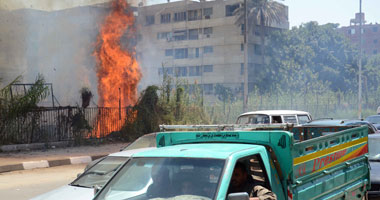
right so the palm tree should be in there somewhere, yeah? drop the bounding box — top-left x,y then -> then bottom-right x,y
234,0 -> 286,111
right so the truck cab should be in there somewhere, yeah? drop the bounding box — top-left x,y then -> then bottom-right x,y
94,125 -> 370,200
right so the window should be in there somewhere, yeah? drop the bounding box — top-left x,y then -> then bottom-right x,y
174,48 -> 188,59
165,49 -> 173,56
204,46 -> 213,54
189,29 -> 199,40
188,48 -> 200,58
203,84 -> 214,95
226,4 -> 239,17
145,15 -> 154,25
350,28 -> 356,35
373,27 -> 379,32
203,65 -> 213,72
161,13 -> 171,24
173,30 -> 187,41
374,39 -> 378,44
174,11 -> 186,22
203,8 -> 213,19
175,66 -> 187,77
158,67 -> 173,76
283,115 -> 297,124
272,116 -> 282,123
188,9 -> 201,21
297,115 -> 310,125
240,63 -> 244,75
189,66 -> 202,76
374,50 -> 378,55
229,155 -> 269,190
203,27 -> 213,35
157,32 -> 171,40
241,43 -> 244,51
254,44 -> 261,55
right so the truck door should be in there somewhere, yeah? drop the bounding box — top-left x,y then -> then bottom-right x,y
227,153 -> 285,200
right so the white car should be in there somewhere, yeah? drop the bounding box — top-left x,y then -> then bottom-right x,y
236,110 -> 312,125
30,133 -> 157,200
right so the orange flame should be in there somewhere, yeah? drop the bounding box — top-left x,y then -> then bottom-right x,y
93,0 -> 141,137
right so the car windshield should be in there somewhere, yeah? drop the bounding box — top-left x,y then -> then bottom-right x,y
237,114 -> 270,124
71,156 -> 128,188
95,157 -> 225,200
369,135 -> 380,161
124,134 -> 156,151
365,116 -> 380,124
297,115 -> 310,125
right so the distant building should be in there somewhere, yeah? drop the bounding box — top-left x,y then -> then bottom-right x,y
136,0 -> 288,98
338,13 -> 380,56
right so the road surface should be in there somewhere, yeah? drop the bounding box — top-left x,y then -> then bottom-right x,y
0,164 -> 86,200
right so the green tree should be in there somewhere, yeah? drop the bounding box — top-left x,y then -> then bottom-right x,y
0,74 -> 49,143
267,22 -> 359,95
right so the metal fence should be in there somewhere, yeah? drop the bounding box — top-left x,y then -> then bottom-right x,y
0,106 -> 133,145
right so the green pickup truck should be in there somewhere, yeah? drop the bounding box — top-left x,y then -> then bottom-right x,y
94,125 -> 370,200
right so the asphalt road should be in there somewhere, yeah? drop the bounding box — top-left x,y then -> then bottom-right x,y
0,164 -> 86,200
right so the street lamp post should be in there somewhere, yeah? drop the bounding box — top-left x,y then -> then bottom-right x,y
358,0 -> 363,119
243,0 -> 248,112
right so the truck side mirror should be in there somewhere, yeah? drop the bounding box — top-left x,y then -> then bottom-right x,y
228,192 -> 250,200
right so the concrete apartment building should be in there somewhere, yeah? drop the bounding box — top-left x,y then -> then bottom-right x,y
338,13 -> 380,56
136,0 -> 288,98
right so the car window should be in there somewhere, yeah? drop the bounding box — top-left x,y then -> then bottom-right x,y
369,135 -> 380,161
365,116 -> 380,124
297,115 -> 310,125
271,116 -> 282,123
71,156 -> 128,188
124,134 -> 156,150
237,114 -> 270,124
95,157 -> 224,200
283,115 -> 297,124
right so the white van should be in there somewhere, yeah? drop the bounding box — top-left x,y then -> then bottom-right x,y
236,110 -> 312,125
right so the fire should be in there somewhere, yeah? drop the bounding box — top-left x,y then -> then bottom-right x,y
93,0 -> 141,137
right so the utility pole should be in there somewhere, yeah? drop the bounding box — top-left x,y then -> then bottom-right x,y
358,0 -> 363,119
243,0 -> 249,112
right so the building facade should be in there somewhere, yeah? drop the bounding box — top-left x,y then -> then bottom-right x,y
338,13 -> 380,56
136,0 -> 288,98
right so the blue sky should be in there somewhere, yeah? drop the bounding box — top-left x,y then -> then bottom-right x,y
281,0 -> 380,28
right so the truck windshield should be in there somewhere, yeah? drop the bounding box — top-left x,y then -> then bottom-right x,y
95,157 -> 224,200
71,156 -> 128,188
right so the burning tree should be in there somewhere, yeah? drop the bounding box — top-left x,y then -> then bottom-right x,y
93,0 -> 141,137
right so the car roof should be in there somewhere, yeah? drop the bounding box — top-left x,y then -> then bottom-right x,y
131,143 -> 263,159
239,110 -> 310,116
303,119 -> 370,126
366,115 -> 380,119
108,147 -> 156,157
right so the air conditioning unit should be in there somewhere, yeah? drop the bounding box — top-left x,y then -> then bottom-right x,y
205,15 -> 210,19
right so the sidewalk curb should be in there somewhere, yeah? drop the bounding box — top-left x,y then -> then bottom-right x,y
0,155 -> 107,173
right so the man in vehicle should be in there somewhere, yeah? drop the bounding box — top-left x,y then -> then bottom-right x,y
146,165 -> 172,198
228,162 -> 276,200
